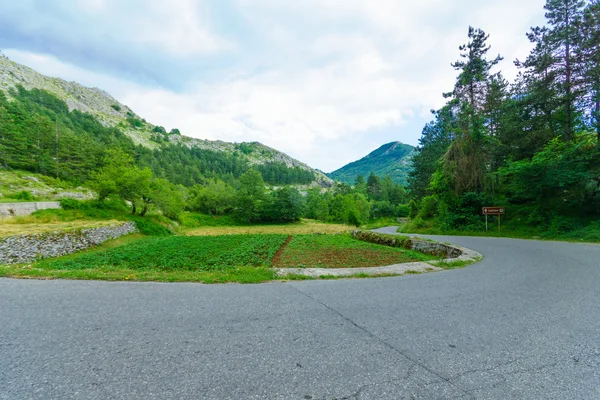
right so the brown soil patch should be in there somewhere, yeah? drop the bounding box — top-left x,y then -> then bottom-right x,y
272,236 -> 293,266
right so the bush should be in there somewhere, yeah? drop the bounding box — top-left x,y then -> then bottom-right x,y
130,216 -> 173,236
127,117 -> 143,128
397,204 -> 411,218
14,191 -> 35,201
418,196 -> 439,219
152,125 -> 167,134
111,104 -> 121,111
409,200 -> 419,219
59,198 -> 83,210
546,216 -> 581,235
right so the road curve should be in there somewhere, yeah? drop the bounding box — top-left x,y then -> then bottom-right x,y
1,229 -> 599,399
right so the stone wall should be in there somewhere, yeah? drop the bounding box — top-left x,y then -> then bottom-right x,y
0,202 -> 61,217
351,230 -> 463,258
0,222 -> 137,265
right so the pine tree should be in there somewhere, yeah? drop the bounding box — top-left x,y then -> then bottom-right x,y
580,0 -> 600,144
543,0 -> 586,140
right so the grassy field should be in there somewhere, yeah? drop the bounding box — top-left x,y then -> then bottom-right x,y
0,219 -> 121,237
186,219 -> 353,236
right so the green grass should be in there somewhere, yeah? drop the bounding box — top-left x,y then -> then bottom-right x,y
274,234 -> 439,269
433,257 -> 483,270
361,217 -> 402,230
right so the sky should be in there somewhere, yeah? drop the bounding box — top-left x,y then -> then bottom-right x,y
0,0 -> 547,172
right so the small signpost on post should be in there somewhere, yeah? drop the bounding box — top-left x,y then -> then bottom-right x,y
482,207 -> 505,232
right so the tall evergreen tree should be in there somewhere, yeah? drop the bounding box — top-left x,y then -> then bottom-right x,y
443,27 -> 502,194
542,0 -> 586,140
580,0 -> 600,144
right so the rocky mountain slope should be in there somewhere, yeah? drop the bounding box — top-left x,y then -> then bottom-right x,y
0,52 -> 332,187
328,142 -> 415,185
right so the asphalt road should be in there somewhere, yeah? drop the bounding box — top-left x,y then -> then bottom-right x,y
1,229 -> 599,399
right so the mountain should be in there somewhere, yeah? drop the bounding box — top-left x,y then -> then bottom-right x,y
0,53 -> 332,187
328,142 -> 415,185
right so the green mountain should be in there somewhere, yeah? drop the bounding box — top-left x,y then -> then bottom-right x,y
328,142 -> 415,185
0,53 -> 333,187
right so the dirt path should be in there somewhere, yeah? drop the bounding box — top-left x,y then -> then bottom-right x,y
272,235 -> 293,267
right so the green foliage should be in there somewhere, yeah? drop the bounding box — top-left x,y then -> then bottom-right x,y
111,104 -> 121,112
255,162 -> 315,185
40,235 -> 287,271
396,204 -> 411,218
406,1 -> 600,237
188,179 -> 235,215
127,117 -> 144,128
13,190 -> 35,201
418,196 -> 439,219
169,128 -> 181,135
59,198 -> 83,210
267,187 -> 304,223
152,125 -> 167,134
129,216 -> 173,236
179,213 -> 239,228
235,170 -> 268,223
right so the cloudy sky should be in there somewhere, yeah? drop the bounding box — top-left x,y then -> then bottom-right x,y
0,0 -> 547,172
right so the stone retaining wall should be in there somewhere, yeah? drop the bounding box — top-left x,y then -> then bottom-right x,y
0,202 -> 61,217
351,230 -> 463,258
0,222 -> 137,265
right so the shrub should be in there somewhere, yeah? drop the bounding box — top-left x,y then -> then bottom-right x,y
409,199 -> 419,219
418,196 -> 439,219
127,117 -> 143,128
152,125 -> 167,134
111,104 -> 121,111
130,216 -> 173,236
14,190 -> 35,201
397,204 -> 411,218
59,198 -> 83,210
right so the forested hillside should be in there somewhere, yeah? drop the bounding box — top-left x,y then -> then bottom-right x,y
0,53 -> 332,187
328,142 -> 414,185
407,0 -> 600,237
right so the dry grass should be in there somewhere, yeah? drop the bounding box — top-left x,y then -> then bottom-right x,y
185,220 -> 354,236
0,219 -> 121,237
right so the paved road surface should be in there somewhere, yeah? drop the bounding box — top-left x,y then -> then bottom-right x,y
1,228 -> 599,399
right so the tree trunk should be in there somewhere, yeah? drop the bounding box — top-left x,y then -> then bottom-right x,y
140,205 -> 148,217
131,203 -> 137,215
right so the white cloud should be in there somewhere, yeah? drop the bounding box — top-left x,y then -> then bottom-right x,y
3,0 -> 548,172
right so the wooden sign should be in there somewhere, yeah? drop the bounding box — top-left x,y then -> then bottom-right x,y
482,207 -> 505,215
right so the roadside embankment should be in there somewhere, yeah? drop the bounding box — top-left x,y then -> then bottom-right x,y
0,222 -> 137,265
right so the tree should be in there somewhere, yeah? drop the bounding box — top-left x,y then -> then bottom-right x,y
580,0 -> 600,144
443,27 -> 502,194
189,179 -> 235,215
235,170 -> 267,223
268,187 -> 304,223
367,172 -> 382,200
92,149 -> 152,215
408,106 -> 455,199
544,0 -> 586,141
142,178 -> 186,220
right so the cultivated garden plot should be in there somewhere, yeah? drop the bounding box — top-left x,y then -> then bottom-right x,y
0,232 -> 446,283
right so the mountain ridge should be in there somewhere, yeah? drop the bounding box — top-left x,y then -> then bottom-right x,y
327,141 -> 415,185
